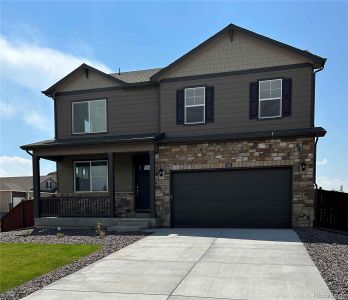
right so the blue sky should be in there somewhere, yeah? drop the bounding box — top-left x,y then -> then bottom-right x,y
0,1 -> 347,190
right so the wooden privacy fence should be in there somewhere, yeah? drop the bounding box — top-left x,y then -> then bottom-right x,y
0,200 -> 34,232
315,189 -> 348,230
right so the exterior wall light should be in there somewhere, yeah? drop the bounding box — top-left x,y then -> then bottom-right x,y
159,168 -> 164,179
301,162 -> 306,172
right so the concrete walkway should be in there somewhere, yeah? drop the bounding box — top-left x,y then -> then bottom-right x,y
25,229 -> 332,300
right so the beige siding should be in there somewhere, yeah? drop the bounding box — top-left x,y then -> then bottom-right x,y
57,154 -> 133,193
160,66 -> 312,137
56,86 -> 158,139
159,30 -> 313,79
55,69 -> 119,93
0,191 -> 11,213
115,154 -> 133,192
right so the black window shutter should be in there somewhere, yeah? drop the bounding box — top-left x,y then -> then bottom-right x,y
282,78 -> 292,117
176,89 -> 184,125
205,86 -> 214,122
249,82 -> 259,119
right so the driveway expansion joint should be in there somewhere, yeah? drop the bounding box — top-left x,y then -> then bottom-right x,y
168,229 -> 226,297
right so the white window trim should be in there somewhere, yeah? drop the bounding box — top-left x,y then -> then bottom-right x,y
73,160 -> 108,193
184,87 -> 206,125
258,79 -> 282,119
72,99 -> 107,134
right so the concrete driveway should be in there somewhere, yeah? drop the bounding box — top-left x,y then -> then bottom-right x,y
25,229 -> 332,300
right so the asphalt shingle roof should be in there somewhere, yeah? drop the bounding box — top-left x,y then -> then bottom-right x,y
109,68 -> 162,83
21,133 -> 164,150
0,173 -> 57,191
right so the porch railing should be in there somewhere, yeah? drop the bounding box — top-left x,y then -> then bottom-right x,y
40,195 -> 111,217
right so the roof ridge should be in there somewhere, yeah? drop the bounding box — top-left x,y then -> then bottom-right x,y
109,67 -> 162,75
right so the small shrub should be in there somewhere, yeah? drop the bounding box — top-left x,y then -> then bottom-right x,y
98,230 -> 106,239
21,230 -> 31,237
56,232 -> 64,238
96,222 -> 106,238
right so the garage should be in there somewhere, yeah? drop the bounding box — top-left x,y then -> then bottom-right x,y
171,167 -> 292,228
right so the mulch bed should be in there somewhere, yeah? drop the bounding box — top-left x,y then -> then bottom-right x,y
0,228 -> 149,300
295,228 -> 348,300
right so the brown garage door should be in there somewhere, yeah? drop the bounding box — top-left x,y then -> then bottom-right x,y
171,167 -> 292,228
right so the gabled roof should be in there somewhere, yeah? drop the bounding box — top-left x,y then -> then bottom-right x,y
0,173 -> 57,192
110,68 -> 162,83
42,63 -> 126,96
150,23 -> 326,80
42,23 -> 326,97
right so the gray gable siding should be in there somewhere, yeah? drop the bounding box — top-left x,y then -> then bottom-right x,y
55,86 -> 158,139
157,30 -> 314,80
55,68 -> 119,93
160,66 -> 313,138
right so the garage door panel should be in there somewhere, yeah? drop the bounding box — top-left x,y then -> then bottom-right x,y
171,168 -> 292,228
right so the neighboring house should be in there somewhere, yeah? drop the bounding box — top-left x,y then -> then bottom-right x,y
0,172 -> 57,217
21,24 -> 326,229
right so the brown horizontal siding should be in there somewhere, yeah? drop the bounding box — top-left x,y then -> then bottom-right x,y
56,87 -> 158,139
57,154 -> 133,193
160,66 -> 313,137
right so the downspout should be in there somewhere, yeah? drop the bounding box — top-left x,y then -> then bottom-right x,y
311,66 -> 324,127
25,150 -> 33,157
313,135 -> 319,227
312,65 -> 324,187
312,65 -> 325,226
313,136 -> 319,190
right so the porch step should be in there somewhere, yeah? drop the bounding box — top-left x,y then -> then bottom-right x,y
107,225 -> 149,232
106,217 -> 157,232
113,221 -> 150,227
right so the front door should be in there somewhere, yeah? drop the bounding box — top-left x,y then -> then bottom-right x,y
134,154 -> 150,210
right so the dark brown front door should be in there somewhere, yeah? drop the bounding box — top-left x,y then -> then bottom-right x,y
134,154 -> 150,210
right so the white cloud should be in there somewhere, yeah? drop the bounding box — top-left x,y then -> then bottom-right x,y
317,176 -> 348,192
23,109 -> 52,132
0,101 -> 52,133
0,156 -> 32,176
0,36 -> 111,91
0,102 -> 16,118
0,156 -> 55,177
317,158 -> 328,165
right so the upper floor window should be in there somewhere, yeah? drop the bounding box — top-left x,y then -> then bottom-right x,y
72,99 -> 107,134
184,87 -> 205,124
259,79 -> 282,119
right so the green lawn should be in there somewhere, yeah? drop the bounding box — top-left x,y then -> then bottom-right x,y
0,243 -> 101,293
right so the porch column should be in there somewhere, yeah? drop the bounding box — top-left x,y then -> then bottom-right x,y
149,151 -> 155,217
108,153 -> 115,217
32,155 -> 40,218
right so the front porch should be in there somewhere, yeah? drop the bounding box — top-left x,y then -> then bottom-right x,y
29,138 -> 158,228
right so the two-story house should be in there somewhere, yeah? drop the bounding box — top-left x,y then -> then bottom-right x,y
21,24 -> 326,230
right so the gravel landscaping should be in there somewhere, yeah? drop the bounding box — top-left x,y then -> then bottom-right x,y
295,228 -> 348,300
0,228 -> 149,300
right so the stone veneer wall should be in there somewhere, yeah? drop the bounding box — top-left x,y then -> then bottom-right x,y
115,192 -> 134,217
155,137 -> 315,228
55,192 -> 134,217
